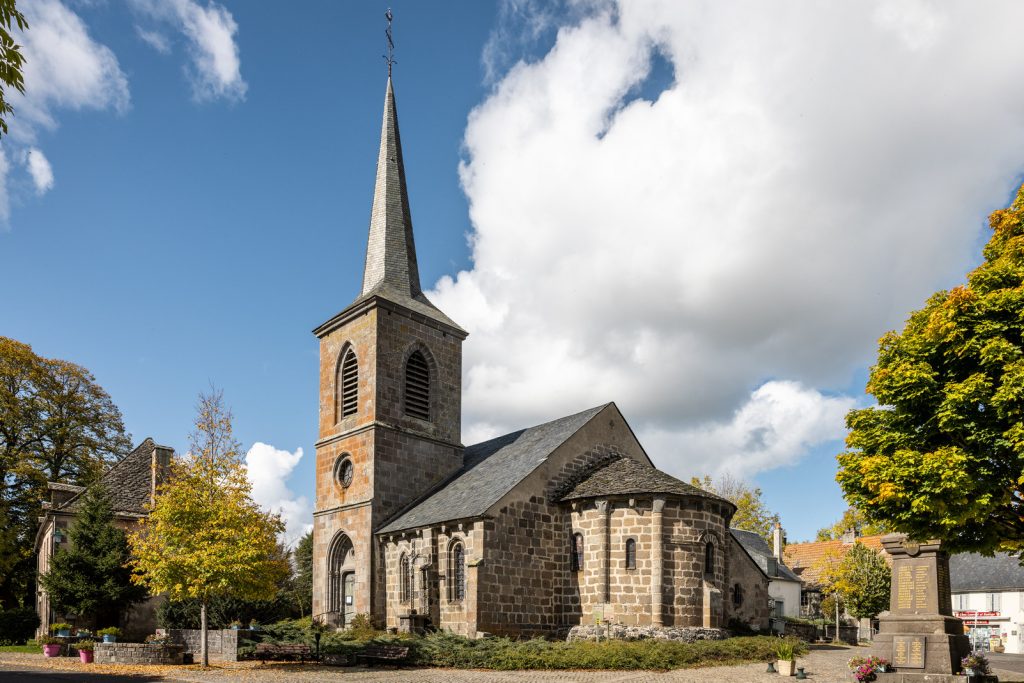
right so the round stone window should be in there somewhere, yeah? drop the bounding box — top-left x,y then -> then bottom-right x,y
335,456 -> 354,488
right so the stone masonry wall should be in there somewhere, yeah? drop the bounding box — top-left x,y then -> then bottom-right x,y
94,643 -> 185,665
157,628 -> 241,662
725,535 -> 770,631
662,499 -> 730,627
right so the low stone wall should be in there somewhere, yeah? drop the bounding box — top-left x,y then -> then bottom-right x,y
94,642 -> 185,665
567,625 -> 729,642
778,621 -> 818,642
156,628 -> 243,662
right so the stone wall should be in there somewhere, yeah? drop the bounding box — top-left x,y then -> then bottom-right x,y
662,499 -> 731,627
94,642 -> 185,665
567,624 -> 728,642
725,535 -> 770,631
157,628 -> 242,662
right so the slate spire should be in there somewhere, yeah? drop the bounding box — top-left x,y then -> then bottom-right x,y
361,77 -> 422,298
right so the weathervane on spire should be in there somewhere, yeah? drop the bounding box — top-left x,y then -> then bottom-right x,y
384,8 -> 396,77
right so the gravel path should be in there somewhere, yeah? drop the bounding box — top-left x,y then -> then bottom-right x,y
6,645 -> 1023,682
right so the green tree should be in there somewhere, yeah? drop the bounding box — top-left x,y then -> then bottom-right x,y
835,542 -> 890,620
692,474 -> 780,545
0,0 -> 26,137
128,389 -> 286,667
0,336 -> 130,608
292,530 -> 313,618
837,184 -> 1024,555
38,484 -> 148,627
815,508 -> 890,542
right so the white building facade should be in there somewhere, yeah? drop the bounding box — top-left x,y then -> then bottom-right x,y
950,553 -> 1024,654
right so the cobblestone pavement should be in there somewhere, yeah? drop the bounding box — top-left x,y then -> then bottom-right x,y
5,646 -> 1024,682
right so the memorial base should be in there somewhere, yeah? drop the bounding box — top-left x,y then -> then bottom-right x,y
874,615 -> 971,675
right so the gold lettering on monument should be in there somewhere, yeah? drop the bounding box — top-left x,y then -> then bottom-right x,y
897,565 -> 914,610
894,637 -> 909,665
893,636 -> 926,669
914,565 -> 928,609
909,638 -> 925,667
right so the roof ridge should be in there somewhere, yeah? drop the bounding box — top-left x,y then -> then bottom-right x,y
466,403 -> 612,451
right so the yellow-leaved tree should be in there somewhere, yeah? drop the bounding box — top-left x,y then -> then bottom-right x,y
128,389 -> 286,667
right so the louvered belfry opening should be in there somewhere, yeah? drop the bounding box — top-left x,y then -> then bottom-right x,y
404,350 -> 430,420
339,346 -> 358,420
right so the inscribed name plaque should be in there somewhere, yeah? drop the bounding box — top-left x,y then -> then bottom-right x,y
892,636 -> 926,669
893,560 -> 937,614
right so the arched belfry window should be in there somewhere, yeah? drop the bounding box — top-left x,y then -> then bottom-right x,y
704,541 -> 715,575
625,538 -> 637,570
449,541 -> 465,602
571,533 -> 584,571
404,350 -> 430,421
337,345 -> 358,420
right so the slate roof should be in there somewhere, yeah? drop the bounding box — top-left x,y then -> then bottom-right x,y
950,553 -> 1024,592
783,535 -> 886,587
378,405 -> 609,534
730,528 -> 801,583
61,438 -> 165,515
560,457 -> 731,506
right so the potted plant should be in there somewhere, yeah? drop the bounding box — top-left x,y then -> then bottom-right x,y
97,627 -> 122,643
49,622 -> 72,638
774,640 -> 797,676
76,640 -> 95,664
229,620 -> 242,630
248,619 -> 259,631
39,635 -> 62,657
962,652 -> 991,681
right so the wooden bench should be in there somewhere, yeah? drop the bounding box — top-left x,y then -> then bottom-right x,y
254,642 -> 312,663
356,644 -> 409,666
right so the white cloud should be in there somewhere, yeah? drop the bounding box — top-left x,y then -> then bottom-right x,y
244,442 -> 312,546
136,26 -> 171,55
26,149 -> 54,195
0,149 -> 10,225
432,1 -> 1024,477
12,0 -> 129,139
130,0 -> 247,102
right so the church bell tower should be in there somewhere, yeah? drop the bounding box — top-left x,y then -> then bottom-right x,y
311,76 -> 467,626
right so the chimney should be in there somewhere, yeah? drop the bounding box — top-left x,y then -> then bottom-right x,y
150,445 -> 173,505
841,528 -> 856,545
773,522 -> 784,560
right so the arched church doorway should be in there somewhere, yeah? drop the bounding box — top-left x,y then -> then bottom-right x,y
328,532 -> 356,627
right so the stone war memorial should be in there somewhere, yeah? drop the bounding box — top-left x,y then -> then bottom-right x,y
874,534 -> 972,681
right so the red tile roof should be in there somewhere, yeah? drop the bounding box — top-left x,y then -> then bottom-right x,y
783,535 -> 887,587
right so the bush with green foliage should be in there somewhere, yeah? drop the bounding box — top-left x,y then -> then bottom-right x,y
0,607 -> 39,645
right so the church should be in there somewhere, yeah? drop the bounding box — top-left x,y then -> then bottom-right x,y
311,76 -> 771,638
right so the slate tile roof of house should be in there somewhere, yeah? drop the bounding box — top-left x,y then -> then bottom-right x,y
730,528 -> 801,583
378,405 -> 609,534
61,438 -> 166,515
783,534 -> 886,587
950,553 -> 1024,592
559,457 -> 731,506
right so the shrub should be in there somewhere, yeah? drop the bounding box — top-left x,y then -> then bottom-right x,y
0,607 -> 40,645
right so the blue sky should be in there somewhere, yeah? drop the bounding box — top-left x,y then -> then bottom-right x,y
5,1 -> 1024,544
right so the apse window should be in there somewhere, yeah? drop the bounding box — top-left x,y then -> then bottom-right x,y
625,538 -> 637,570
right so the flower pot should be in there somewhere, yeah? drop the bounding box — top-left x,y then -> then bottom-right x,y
79,650 -> 93,663
57,629 -> 70,637
102,634 -> 116,643
778,659 -> 796,676
43,644 -> 61,657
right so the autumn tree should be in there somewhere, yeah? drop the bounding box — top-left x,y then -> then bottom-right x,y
836,543 -> 890,620
292,530 -> 313,618
128,389 -> 286,667
0,336 -> 130,608
38,484 -> 148,627
0,0 -> 27,137
838,183 -> 1024,555
692,474 -> 781,544
815,507 -> 890,542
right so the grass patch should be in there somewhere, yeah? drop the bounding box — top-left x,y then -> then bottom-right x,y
0,643 -> 40,653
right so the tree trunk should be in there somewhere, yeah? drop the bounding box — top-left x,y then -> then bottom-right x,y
834,593 -> 840,643
200,600 -> 209,668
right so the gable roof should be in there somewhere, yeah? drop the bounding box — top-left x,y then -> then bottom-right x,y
61,438 -> 169,515
730,528 -> 801,583
559,457 -> 730,506
783,535 -> 886,587
377,404 -> 609,534
950,553 -> 1024,592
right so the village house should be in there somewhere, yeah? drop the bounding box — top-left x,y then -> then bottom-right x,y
950,553 -> 1024,654
310,76 -> 772,638
731,525 -> 802,619
783,532 -> 886,620
34,438 -> 172,640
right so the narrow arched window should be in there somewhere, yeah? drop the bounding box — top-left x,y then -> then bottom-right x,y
625,538 -> 636,570
449,541 -> 465,602
404,350 -> 430,420
399,554 -> 411,603
571,533 -> 584,571
704,541 -> 715,575
337,346 -> 358,420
